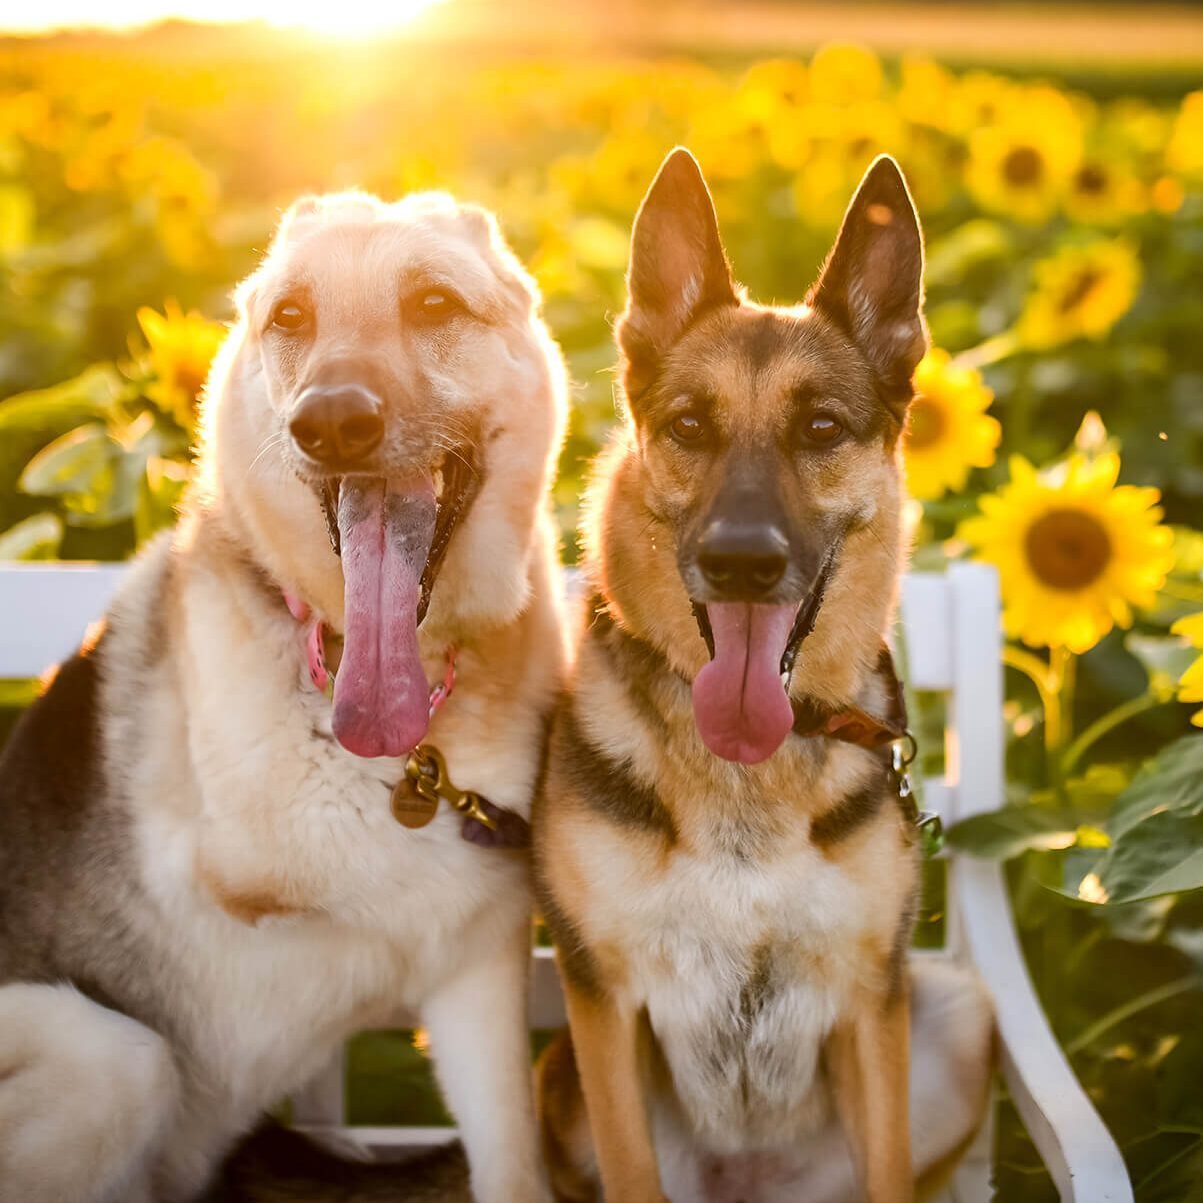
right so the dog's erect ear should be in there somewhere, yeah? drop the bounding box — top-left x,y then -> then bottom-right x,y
618,148 -> 738,404
808,156 -> 927,407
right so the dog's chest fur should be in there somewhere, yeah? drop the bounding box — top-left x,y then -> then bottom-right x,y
579,790 -> 887,1155
646,844 -> 865,1150
100,539 -> 544,1167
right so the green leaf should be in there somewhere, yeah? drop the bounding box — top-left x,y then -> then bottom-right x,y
134,460 -> 187,545
18,423 -> 147,530
1110,735 -> 1203,841
924,219 -> 1014,287
1073,736 -> 1203,905
947,806 -> 1082,859
19,424 -> 117,499
1093,814 -> 1203,904
1126,634 -> 1198,696
0,365 -> 126,435
66,451 -> 147,529
0,513 -> 63,560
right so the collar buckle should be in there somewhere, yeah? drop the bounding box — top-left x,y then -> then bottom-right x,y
404,744 -> 498,832
891,732 -> 944,856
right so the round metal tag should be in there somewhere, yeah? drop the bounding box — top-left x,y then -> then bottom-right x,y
390,779 -> 438,829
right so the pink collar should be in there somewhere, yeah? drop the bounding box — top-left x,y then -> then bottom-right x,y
282,589 -> 457,718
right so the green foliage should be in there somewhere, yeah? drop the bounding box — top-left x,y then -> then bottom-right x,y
0,512 -> 62,559
953,736 -> 1203,904
1085,736 -> 1203,904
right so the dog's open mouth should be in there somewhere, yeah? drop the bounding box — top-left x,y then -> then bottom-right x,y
689,547 -> 837,766
315,445 -> 478,759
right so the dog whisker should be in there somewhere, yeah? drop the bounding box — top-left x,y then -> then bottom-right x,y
246,433 -> 286,478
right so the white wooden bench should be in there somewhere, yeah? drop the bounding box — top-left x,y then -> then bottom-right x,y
0,561 -> 1133,1201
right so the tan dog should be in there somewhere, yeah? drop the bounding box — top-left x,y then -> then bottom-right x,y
532,152 -> 993,1203
0,191 -> 565,1203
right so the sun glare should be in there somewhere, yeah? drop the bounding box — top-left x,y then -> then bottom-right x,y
268,0 -> 448,38
5,0 -> 448,37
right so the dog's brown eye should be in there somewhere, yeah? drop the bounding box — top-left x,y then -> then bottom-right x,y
270,301 -> 308,332
804,413 -> 844,446
410,289 -> 464,324
670,414 -> 707,443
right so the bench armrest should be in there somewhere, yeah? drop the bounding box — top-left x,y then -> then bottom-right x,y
952,857 -> 1133,1203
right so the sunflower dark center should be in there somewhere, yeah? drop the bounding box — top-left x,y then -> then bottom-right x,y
1075,164 -> 1108,195
906,397 -> 945,449
1057,270 -> 1102,315
1025,508 -> 1112,590
1002,146 -> 1044,187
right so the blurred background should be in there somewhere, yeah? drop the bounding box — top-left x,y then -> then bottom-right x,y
2,3 -> 1202,1200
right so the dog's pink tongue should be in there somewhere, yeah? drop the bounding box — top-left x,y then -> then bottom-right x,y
333,477 -> 436,759
692,603 -> 797,765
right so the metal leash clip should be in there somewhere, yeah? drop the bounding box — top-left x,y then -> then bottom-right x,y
891,732 -> 944,857
404,744 -> 499,832
890,732 -> 918,800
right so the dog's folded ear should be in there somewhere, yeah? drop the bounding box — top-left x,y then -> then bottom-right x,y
808,155 -> 928,409
618,147 -> 738,405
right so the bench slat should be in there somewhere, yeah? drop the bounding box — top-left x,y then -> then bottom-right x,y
0,563 -> 127,679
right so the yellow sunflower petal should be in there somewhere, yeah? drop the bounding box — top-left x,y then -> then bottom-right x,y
960,444 -> 1173,653
903,347 -> 1000,501
1172,613 -> 1203,645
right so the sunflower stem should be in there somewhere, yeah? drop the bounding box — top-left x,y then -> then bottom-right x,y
1001,644 -> 1056,693
1003,645 -> 1077,792
1065,975 -> 1198,1059
1061,689 -> 1168,777
1045,646 -> 1075,793
953,330 -> 1021,372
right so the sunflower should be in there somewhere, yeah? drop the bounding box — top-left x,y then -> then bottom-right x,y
948,71 -> 1016,136
1063,157 -> 1145,227
1167,91 -> 1203,178
1018,239 -> 1141,350
965,89 -> 1082,223
737,59 -> 809,125
137,301 -> 226,429
903,349 -> 1001,501
1172,613 -> 1203,727
896,56 -> 957,131
807,43 -> 882,105
959,452 -> 1175,654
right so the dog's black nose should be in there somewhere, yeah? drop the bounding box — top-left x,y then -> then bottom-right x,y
289,385 -> 384,468
697,523 -> 789,598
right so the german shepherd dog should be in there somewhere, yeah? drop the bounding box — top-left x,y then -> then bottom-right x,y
533,152 -> 994,1203
0,191 -> 565,1203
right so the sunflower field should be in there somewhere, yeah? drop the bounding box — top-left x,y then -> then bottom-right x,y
1,24 -> 1202,1201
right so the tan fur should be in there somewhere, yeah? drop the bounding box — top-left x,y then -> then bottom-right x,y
561,983 -> 664,1203
195,861 -> 310,926
534,152 -> 992,1203
827,999 -> 912,1203
536,1033 -> 596,1203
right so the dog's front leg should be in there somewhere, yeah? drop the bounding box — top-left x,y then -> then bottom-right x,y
562,979 -> 666,1203
422,921 -> 552,1203
826,990 -> 913,1203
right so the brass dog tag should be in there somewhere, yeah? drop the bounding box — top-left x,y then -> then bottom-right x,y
390,779 -> 438,828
